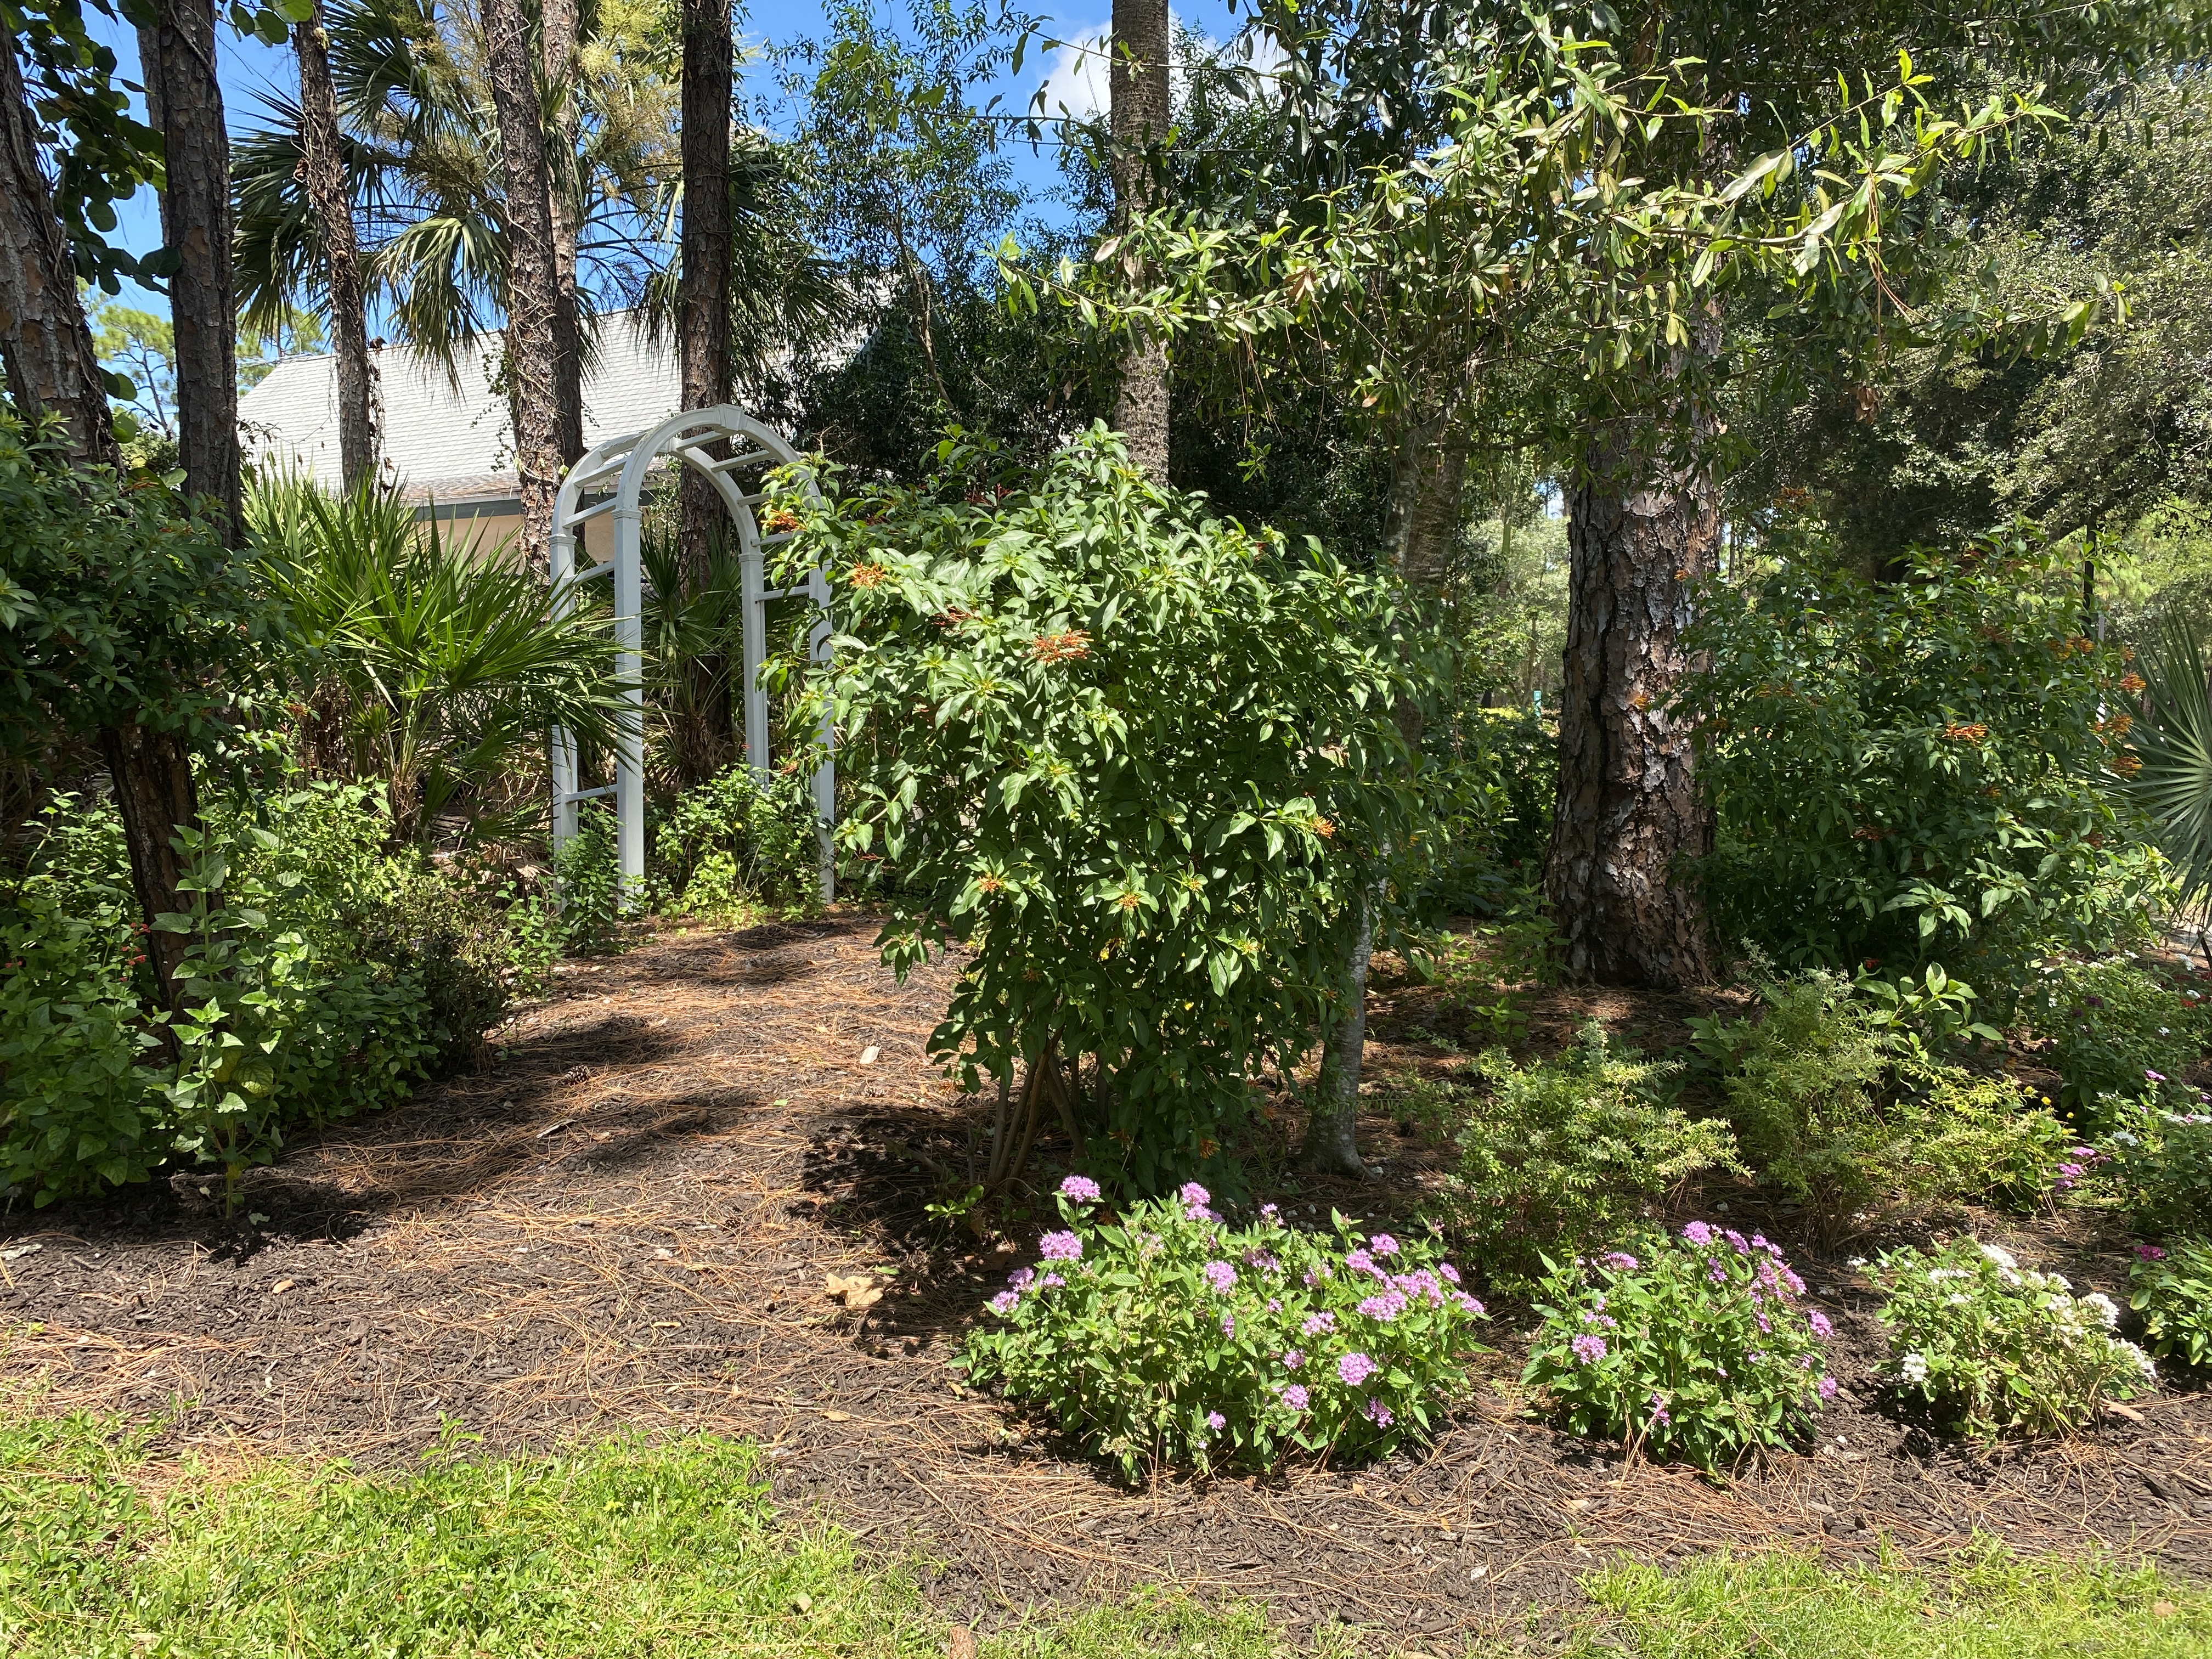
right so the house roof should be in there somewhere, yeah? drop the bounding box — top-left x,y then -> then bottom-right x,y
238,310 -> 683,505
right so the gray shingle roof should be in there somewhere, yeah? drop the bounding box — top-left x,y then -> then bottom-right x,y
238,311 -> 683,504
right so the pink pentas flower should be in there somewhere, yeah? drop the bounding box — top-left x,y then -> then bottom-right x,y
1683,1221 -> 1716,1246
1282,1384 -> 1310,1412
1571,1333 -> 1607,1364
1807,1310 -> 1833,1339
1205,1410 -> 1226,1431
1818,1376 -> 1838,1401
1439,1262 -> 1462,1285
1058,1175 -> 1102,1203
1358,1291 -> 1407,1323
2137,1244 -> 2169,1261
1599,1251 -> 1639,1272
1179,1181 -> 1210,1206
990,1290 -> 1019,1314
1007,1267 -> 1035,1291
1203,1260 -> 1237,1293
1456,1294 -> 1485,1316
1282,1348 -> 1304,1369
1039,1230 -> 1082,1261
1368,1233 -> 1399,1257
1338,1351 -> 1378,1387
1302,1311 -> 1337,1336
1364,1397 -> 1394,1427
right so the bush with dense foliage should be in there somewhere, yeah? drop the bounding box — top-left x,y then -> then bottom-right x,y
1685,526 -> 2165,995
2103,1097 -> 2212,1235
2129,1240 -> 2212,1369
1870,1239 -> 2155,1438
2022,956 -> 2212,1120
1426,706 -> 1556,915
0,786 -> 511,1204
958,1178 -> 1488,1479
651,763 -> 819,921
0,415 -> 272,769
1690,972 -> 2072,1226
780,428 -> 1432,1190
1428,1023 -> 1740,1285
1523,1224 -> 1836,1471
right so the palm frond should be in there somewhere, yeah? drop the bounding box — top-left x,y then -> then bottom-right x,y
2128,611 -> 2212,915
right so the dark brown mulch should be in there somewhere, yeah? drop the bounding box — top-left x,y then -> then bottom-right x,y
3,913 -> 2209,1652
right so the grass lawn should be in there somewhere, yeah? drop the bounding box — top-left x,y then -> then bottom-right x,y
2,1408 -> 2205,1657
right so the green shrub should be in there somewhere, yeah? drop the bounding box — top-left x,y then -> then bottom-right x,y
1870,1238 -> 2155,1439
1429,1023 -> 1741,1285
2103,1098 -> 2212,1234
550,806 -> 629,956
1685,525 -> 2165,994
957,1178 -> 1488,1479
1425,706 -> 1556,914
651,763 -> 817,920
1692,972 -> 2071,1224
2023,957 -> 2212,1121
1523,1223 -> 1836,1471
1691,972 -> 1899,1222
784,428 -> 1431,1189
2129,1239 -> 2212,1369
0,788 -> 512,1205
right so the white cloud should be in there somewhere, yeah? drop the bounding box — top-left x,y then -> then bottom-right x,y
1031,23 -> 1111,122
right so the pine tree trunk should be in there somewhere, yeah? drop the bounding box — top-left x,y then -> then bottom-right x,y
0,47 -> 117,464
1544,408 -> 1719,988
1108,0 -> 1170,478
483,0 -> 565,568
138,0 -> 241,540
542,0 -> 585,467
295,0 -> 379,492
3,49 -> 200,1013
672,0 -> 735,782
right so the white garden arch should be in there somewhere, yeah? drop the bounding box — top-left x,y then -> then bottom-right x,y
548,404 -> 834,906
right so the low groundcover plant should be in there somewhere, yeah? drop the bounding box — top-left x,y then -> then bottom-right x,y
957,1177 -> 1489,1479
2127,1239 -> 2212,1369
1871,1238 -> 2155,1438
1523,1223 -> 1836,1471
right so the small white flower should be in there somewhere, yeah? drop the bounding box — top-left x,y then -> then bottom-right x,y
2081,1292 -> 2121,1329
1900,1352 -> 1930,1384
1847,1257 -> 1869,1269
2118,1341 -> 2157,1383
1947,1293 -> 1971,1306
1929,1268 -> 1968,1283
1976,1242 -> 2019,1273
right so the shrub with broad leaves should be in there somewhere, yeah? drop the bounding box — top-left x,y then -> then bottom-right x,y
1522,1224 -> 1835,1471
957,1178 -> 1488,1479
773,428 -> 1432,1190
2025,957 -> 2212,1121
1871,1238 -> 2155,1438
2128,1240 -> 2212,1370
2103,1099 -> 2212,1235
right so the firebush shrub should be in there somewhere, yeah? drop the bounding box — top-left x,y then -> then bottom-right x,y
957,1178 -> 1488,1479
1523,1223 -> 1836,1471
2129,1240 -> 2212,1369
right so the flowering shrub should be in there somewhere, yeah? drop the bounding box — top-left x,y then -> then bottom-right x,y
957,1178 -> 1488,1479
2128,1240 -> 2212,1369
2103,1098 -> 2212,1234
1429,1022 -> 1741,1285
2025,958 -> 2212,1121
1871,1239 -> 2155,1438
777,431 -> 1431,1190
1522,1224 -> 1835,1471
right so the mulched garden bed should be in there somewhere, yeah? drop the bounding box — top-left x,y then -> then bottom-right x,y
3,913 -> 2208,1650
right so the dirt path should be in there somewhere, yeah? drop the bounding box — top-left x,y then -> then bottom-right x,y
3,915 -> 2209,1647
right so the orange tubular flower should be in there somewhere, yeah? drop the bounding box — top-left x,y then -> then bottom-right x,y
847,562 -> 888,588
1031,629 -> 1092,663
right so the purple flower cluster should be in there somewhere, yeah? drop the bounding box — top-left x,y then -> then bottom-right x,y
1358,1290 -> 1408,1323
1202,1259 -> 1237,1294
1807,1311 -> 1833,1339
2137,1244 -> 2169,1262
1205,1410 -> 1226,1431
1571,1333 -> 1607,1364
990,1290 -> 1020,1314
1364,1397 -> 1395,1427
2053,1145 -> 2108,1193
1647,1391 -> 1671,1427
1367,1233 -> 1400,1257
1599,1251 -> 1640,1272
1281,1348 -> 1304,1369
1058,1174 -> 1102,1203
1338,1351 -> 1378,1386
1180,1181 -> 1219,1222
1302,1311 -> 1337,1337
1345,1248 -> 1389,1283
1039,1229 -> 1083,1262
1282,1384 -> 1310,1412
1007,1267 -> 1035,1293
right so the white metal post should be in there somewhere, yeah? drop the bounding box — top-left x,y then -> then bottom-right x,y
612,500 -> 645,907
740,535 -> 770,779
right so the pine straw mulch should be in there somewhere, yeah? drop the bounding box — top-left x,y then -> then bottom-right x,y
3,913 -> 2211,1652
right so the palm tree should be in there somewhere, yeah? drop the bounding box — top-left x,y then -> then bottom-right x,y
292,0 -> 380,489
250,474 -> 630,843
2126,615 -> 2212,922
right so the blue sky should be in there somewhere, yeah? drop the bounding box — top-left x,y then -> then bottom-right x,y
81,0 -> 1143,330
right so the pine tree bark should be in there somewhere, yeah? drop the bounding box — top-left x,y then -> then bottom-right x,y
0,47 -> 117,462
542,0 -> 584,467
138,0 -> 241,540
482,0 -> 564,567
4,53 -> 199,1012
295,0 -> 379,492
1108,0 -> 1170,478
1545,405 -> 1720,988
